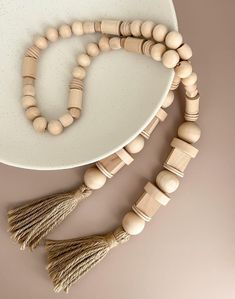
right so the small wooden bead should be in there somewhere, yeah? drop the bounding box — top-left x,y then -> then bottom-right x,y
150,43 -> 166,61
185,93 -> 200,121
84,167 -> 107,190
59,113 -> 74,128
72,66 -> 86,80
100,19 -> 121,35
98,36 -> 110,51
170,74 -> 181,90
59,24 -> 72,38
22,57 -> 37,78
156,170 -> 179,193
45,27 -> 59,42
142,40 -> 155,56
165,31 -> 183,49
109,37 -> 121,50
141,108 -> 167,139
162,50 -> 180,68
86,43 -> 100,57
77,53 -> 91,67
72,21 -> 84,36
23,85 -> 35,96
25,106 -> 40,120
182,72 -> 197,86
177,43 -> 192,60
184,84 -> 197,94
48,120 -> 63,135
178,122 -> 201,144
122,211 -> 145,235
125,135 -> 145,154
70,78 -> 84,90
68,89 -> 83,109
130,20 -> 143,37
69,108 -> 81,119
162,90 -> 174,108
34,36 -> 48,50
23,77 -> 35,85
123,37 -> 145,54
175,61 -> 192,79
140,20 -> 155,38
120,21 -> 131,36
22,95 -> 37,109
83,21 -> 95,34
33,116 -> 47,133
25,46 -> 40,59
95,21 -> 101,32
152,24 -> 168,42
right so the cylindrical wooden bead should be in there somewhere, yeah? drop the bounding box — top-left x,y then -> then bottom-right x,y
96,149 -> 133,178
98,35 -> 110,51
22,96 -> 37,110
45,27 -> 59,42
185,93 -> 200,121
141,20 -> 155,38
69,108 -> 81,119
23,77 -> 35,85
156,170 -> 179,194
125,135 -> 145,154
83,21 -> 95,34
25,106 -> 40,121
175,61 -> 192,79
72,21 -> 84,36
22,57 -> 37,78
182,72 -> 197,86
86,43 -> 100,57
100,19 -> 121,35
33,116 -> 47,133
95,21 -> 101,32
161,90 -> 174,108
25,46 -> 40,59
73,66 -> 86,80
178,122 -> 201,144
162,50 -> 180,69
177,43 -> 192,60
120,21 -> 131,36
170,74 -> 181,90
150,43 -> 166,61
68,89 -> 83,109
34,36 -> 48,50
59,24 -> 72,38
152,24 -> 168,42
142,40 -> 155,56
130,20 -> 143,37
122,211 -> 145,235
109,37 -> 121,50
123,37 -> 145,54
84,167 -> 107,190
23,85 -> 35,96
165,31 -> 183,49
59,113 -> 74,128
48,120 -> 63,135
70,78 -> 83,90
141,108 -> 167,139
77,53 -> 91,67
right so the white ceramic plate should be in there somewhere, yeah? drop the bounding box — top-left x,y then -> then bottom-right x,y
0,0 -> 177,170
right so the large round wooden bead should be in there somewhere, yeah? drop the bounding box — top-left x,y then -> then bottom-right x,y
84,167 -> 107,190
156,170 -> 179,193
162,50 -> 180,68
72,21 -> 84,36
178,121 -> 201,144
162,90 -> 174,108
181,72 -> 197,86
77,54 -> 91,67
46,27 -> 59,42
125,135 -> 145,154
130,20 -> 142,37
177,43 -> 192,60
175,61 -> 192,79
25,106 -> 40,120
151,43 -> 166,61
122,211 -> 145,235
165,31 -> 183,49
86,43 -> 100,57
98,36 -> 110,51
152,24 -> 168,42
48,120 -> 63,135
23,85 -> 35,96
59,24 -> 72,38
22,96 -> 37,109
34,36 -> 48,50
33,116 -> 47,133
141,21 -> 155,38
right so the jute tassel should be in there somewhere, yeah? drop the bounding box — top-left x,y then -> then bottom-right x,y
46,226 -> 130,293
8,184 -> 92,250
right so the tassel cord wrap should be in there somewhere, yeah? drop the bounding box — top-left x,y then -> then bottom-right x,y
8,184 -> 92,250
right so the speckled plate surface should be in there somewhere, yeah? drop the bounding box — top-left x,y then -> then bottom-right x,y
0,0 -> 177,170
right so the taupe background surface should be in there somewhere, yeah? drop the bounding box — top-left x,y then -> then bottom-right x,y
1,0 -> 235,298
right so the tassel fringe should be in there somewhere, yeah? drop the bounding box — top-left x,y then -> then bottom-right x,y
8,184 -> 92,250
46,226 -> 130,293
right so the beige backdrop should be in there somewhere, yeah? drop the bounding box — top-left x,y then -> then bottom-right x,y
1,0 -> 235,298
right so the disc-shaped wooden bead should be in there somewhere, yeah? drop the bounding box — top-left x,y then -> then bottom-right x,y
77,54 -> 91,67
98,36 -> 110,51
177,43 -> 192,60
162,90 -> 174,108
86,43 -> 100,57
175,61 -> 192,79
122,211 -> 145,235
25,106 -> 40,120
48,120 -> 63,135
130,20 -> 142,37
150,43 -> 166,61
22,96 -> 37,109
73,66 -> 86,80
162,50 -> 180,68
59,24 -> 72,38
59,113 -> 74,128
140,20 -> 155,38
34,36 -> 48,50
125,135 -> 145,154
84,167 -> 107,190
178,121 -> 201,144
152,24 -> 168,42
165,31 -> 183,49
156,170 -> 179,193
72,21 -> 84,36
33,116 -> 47,133
46,27 -> 59,42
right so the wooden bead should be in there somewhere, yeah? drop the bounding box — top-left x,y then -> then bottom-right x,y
72,21 -> 84,36
86,43 -> 100,57
150,43 -> 166,61
162,90 -> 174,108
142,40 -> 155,56
83,21 -> 95,34
25,46 -> 40,59
140,20 -> 155,38
170,74 -> 181,90
141,108 -> 167,139
45,27 -> 59,42
84,167 -> 107,190
25,106 -> 40,121
156,170 -> 179,193
73,66 -> 86,80
95,21 -> 101,32
178,122 -> 201,144
23,85 -> 35,96
70,78 -> 83,90
123,37 -> 145,54
162,50 -> 180,69
77,53 -> 91,67
109,37 -> 121,50
22,57 -> 37,78
100,19 -> 121,35
122,211 -> 145,235
68,89 -> 83,109
165,31 -> 183,49
125,135 -> 145,154
48,120 -> 63,135
177,43 -> 192,60
175,61 -> 192,79
130,20 -> 143,37
152,24 -> 168,42
98,36 -> 110,51
59,113 -> 74,128
33,116 -> 47,133
23,77 -> 35,85
185,93 -> 200,121
69,108 -> 81,119
120,21 -> 131,36
22,95 -> 37,110
34,36 -> 48,50
59,24 -> 72,38
182,72 -> 197,86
